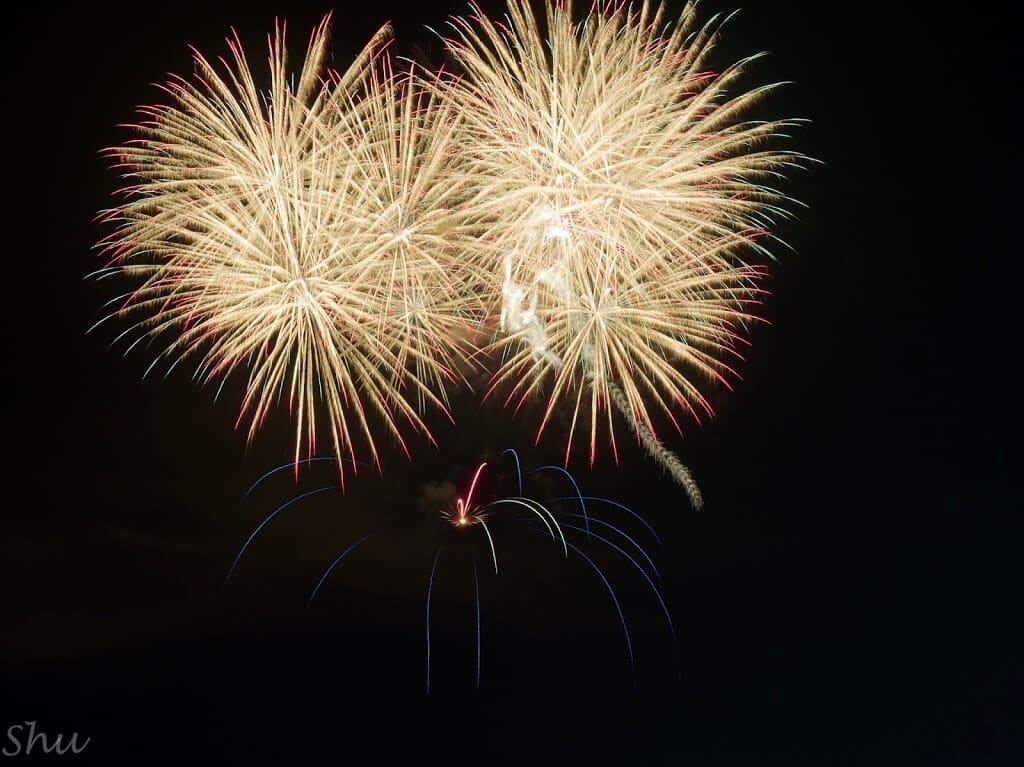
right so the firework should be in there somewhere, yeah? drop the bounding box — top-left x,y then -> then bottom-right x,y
94,16 -> 480,474
435,0 -> 809,506
230,449 -> 674,690
93,1 -> 810,506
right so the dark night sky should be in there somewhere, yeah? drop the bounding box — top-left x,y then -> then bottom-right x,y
4,1 -> 1016,764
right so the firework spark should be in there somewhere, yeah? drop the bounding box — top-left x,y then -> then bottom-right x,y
435,0 -> 810,505
439,457 -> 567,571
94,16 -> 480,476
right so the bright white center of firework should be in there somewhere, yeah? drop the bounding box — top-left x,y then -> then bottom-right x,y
385,227 -> 412,246
277,273 -> 336,318
402,294 -> 427,318
525,203 -> 571,243
377,204 -> 413,247
287,277 -> 317,302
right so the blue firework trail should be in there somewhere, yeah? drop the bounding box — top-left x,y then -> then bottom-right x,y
563,539 -> 634,666
426,545 -> 444,695
226,485 -> 337,583
549,523 -> 676,646
473,554 -> 481,689
307,531 -> 383,608
242,457 -> 371,500
525,463 -> 590,536
226,448 -> 676,690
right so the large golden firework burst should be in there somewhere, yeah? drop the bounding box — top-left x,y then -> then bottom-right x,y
93,2 -> 810,505
436,0 -> 809,506
95,16 -> 481,474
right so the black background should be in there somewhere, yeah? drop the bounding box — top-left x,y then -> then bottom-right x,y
4,0 -> 1016,764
